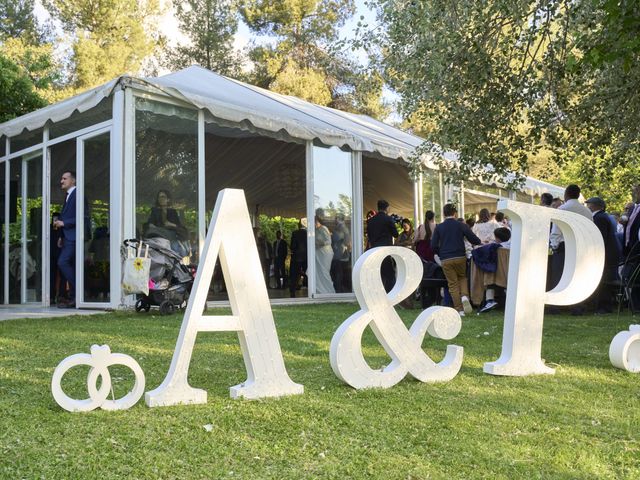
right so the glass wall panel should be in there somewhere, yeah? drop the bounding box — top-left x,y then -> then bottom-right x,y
8,160 -> 20,302
83,133 -> 110,303
49,99 -> 112,139
203,119 -> 307,300
0,137 -> 6,157
422,168 -> 442,223
362,155 -> 412,250
10,128 -> 43,153
7,154 -> 42,303
49,140 -> 76,304
313,146 -> 353,294
135,98 -> 198,264
26,155 -> 43,302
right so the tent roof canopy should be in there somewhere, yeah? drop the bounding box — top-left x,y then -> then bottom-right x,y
0,65 -> 563,197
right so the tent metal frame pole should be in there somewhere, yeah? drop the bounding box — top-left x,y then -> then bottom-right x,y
121,88 -> 135,307
110,89 -> 125,309
42,127 -> 49,306
197,110 -> 205,257
439,172 -> 444,221
75,134 -> 84,306
414,172 -> 422,227
305,141 -> 316,298
20,157 -> 27,303
351,151 -> 363,264
3,155 -> 8,304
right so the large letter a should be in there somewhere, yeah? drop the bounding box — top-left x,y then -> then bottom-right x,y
145,189 -> 303,407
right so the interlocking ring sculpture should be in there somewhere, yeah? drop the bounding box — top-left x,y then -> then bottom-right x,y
51,345 -> 145,412
330,247 -> 464,389
610,325 -> 640,373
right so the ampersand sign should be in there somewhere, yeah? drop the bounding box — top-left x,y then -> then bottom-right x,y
51,345 -> 145,412
330,247 -> 464,389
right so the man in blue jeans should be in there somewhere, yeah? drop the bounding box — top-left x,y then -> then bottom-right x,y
431,203 -> 481,316
53,171 -> 77,308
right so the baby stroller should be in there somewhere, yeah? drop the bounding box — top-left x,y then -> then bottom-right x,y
123,238 -> 195,315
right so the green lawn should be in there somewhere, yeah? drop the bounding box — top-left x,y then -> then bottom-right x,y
1,304 -> 639,479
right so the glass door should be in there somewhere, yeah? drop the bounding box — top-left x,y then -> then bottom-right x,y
310,145 -> 354,297
76,130 -> 111,307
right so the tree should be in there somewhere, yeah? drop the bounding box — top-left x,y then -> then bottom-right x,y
240,0 -> 389,118
0,53 -> 47,122
43,0 -> 161,89
0,0 -> 39,41
370,0 -> 640,193
1,36 -> 59,99
0,0 -> 60,111
166,0 -> 242,76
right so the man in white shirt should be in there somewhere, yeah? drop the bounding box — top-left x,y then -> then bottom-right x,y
549,185 -> 592,306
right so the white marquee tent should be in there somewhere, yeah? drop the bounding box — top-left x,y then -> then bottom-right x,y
0,66 -> 564,308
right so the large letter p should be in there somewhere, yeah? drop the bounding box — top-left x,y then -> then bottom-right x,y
484,200 -> 604,376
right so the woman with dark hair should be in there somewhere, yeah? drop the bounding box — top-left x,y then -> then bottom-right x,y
414,211 -> 441,309
414,212 -> 435,261
397,218 -> 415,248
315,209 -> 335,294
472,208 -> 499,244
146,190 -> 189,257
148,190 -> 181,230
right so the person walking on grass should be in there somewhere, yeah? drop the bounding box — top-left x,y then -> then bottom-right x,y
431,203 -> 481,316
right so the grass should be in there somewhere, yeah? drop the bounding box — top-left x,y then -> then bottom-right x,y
1,304 -> 640,479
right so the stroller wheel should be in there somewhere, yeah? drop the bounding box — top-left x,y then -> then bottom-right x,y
135,299 -> 151,313
159,300 -> 175,315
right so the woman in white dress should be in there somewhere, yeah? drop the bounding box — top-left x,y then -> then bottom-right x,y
315,212 -> 336,294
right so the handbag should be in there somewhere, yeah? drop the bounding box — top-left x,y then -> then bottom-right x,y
122,242 -> 151,296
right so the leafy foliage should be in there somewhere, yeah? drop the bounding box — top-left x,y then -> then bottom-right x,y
0,0 -> 40,41
43,0 -> 162,89
370,0 -> 640,194
0,0 -> 57,120
0,54 -> 46,122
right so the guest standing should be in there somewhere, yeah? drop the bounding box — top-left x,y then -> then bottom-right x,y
431,203 -> 481,316
273,230 -> 288,289
366,200 -> 399,292
53,171 -> 77,308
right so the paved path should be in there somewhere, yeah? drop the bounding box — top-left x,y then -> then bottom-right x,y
0,306 -> 108,322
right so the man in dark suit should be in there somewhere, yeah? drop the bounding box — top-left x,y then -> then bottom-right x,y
366,199 -> 399,292
53,171 -> 77,308
289,219 -> 308,298
624,185 -> 640,256
586,197 -> 620,313
623,185 -> 640,311
273,230 -> 288,289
